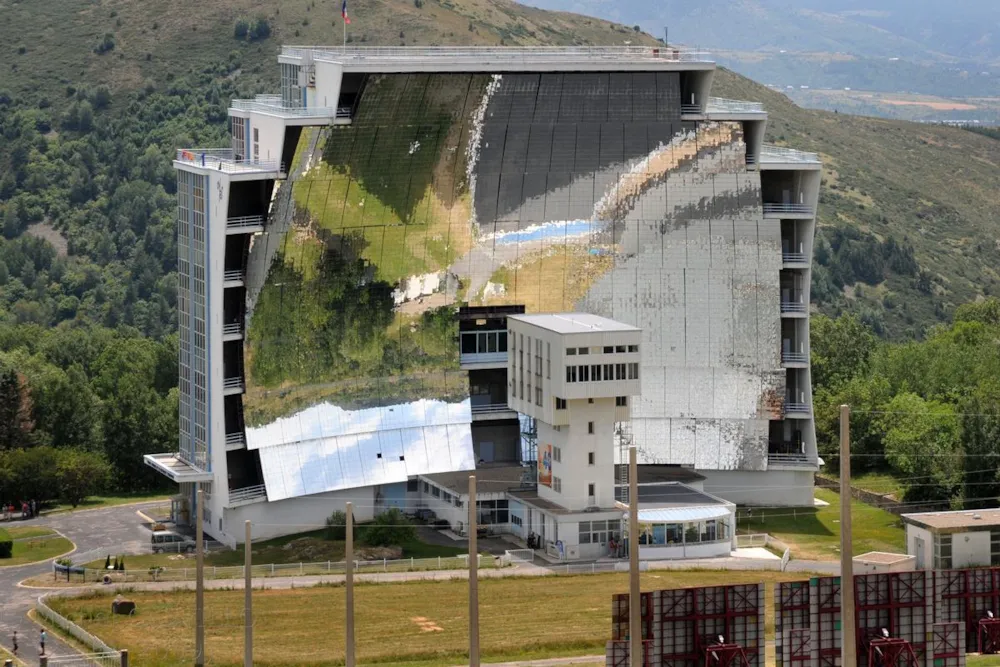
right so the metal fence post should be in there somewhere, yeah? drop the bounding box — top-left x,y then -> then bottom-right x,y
121,649 -> 130,667
40,658 -> 48,667
5,658 -> 13,667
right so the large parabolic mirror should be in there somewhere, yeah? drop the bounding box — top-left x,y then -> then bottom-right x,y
242,71 -> 781,499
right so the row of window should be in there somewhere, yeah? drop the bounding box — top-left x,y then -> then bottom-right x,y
460,330 -> 508,355
554,396 -> 628,409
579,519 -> 620,545
552,477 -> 562,493
567,345 -> 639,356
637,519 -> 728,545
935,531 -> 1000,569
566,363 -> 639,383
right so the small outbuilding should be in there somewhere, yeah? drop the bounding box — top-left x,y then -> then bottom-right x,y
901,509 -> 1000,570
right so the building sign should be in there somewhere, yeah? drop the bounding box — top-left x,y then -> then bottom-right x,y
538,444 -> 552,487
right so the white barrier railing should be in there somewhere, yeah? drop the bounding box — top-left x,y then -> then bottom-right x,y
37,592 -> 120,656
760,144 -> 820,164
228,484 -> 267,506
230,99 -> 336,118
281,45 -> 713,63
706,97 -> 766,113
763,203 -> 815,216
504,548 -> 535,564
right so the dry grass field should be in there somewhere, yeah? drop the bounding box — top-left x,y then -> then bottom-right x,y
50,570 -> 815,666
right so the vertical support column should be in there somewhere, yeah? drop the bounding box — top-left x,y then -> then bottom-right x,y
195,486 -> 205,667
629,446 -> 641,667
346,502 -> 355,667
121,649 -> 129,667
244,520 -> 252,667
469,475 -> 480,667
840,405 -> 856,667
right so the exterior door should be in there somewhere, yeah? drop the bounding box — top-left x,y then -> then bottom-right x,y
915,537 -> 925,569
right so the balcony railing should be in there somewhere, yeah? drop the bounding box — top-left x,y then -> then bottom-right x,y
222,322 -> 242,337
784,401 -> 811,414
782,350 -> 809,364
768,452 -> 814,467
782,251 -> 808,264
228,484 -> 267,507
336,107 -> 353,119
763,203 -> 815,216
471,403 -> 514,415
223,377 -> 245,392
746,154 -> 758,166
176,149 -> 283,174
230,99 -> 336,118
705,97 -> 766,114
680,103 -> 701,114
226,215 -> 265,231
780,300 -> 807,314
281,45 -> 713,64
460,351 -> 508,366
223,270 -> 244,283
760,144 -> 821,164
225,432 -> 246,448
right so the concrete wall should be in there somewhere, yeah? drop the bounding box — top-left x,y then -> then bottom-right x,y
222,486 -> 377,544
246,112 -> 289,165
853,554 -> 916,574
907,525 -> 933,570
701,468 -> 814,506
310,60 -> 343,110
953,529 -> 993,569
639,540 -> 731,560
537,397 -> 617,511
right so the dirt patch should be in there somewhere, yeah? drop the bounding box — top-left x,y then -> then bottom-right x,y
411,616 -> 444,632
882,99 -> 978,111
24,221 -> 68,256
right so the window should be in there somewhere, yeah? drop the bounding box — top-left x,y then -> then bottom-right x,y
628,344 -> 639,353
616,345 -> 626,353
231,117 -> 246,160
579,520 -> 615,545
553,477 -> 562,493
566,366 -> 577,383
588,398 -> 594,404
588,421 -> 595,434
588,483 -> 595,498
578,347 -> 589,355
616,396 -> 628,407
536,386 -> 542,407
567,348 -> 577,356
407,479 -> 418,492
616,363 -> 626,380
628,362 -> 639,380
588,452 -> 595,465
579,365 -> 589,382
253,128 -> 259,161
555,397 -> 567,410
992,530 -> 1000,566
547,342 -> 551,379
591,364 -> 601,381
603,346 -> 614,353
423,481 -> 429,493
933,534 -> 953,570
604,364 -> 614,381
443,492 -> 452,504
512,514 -> 522,527
553,447 -> 562,463
460,330 -> 508,356
431,486 -> 441,498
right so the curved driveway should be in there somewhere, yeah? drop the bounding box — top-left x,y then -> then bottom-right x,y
0,502 -> 160,662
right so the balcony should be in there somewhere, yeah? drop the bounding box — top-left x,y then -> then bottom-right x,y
175,148 -> 283,175
228,484 -> 267,508
471,402 -> 518,422
223,270 -> 245,287
223,376 -> 245,396
784,401 -> 811,418
460,330 -> 508,369
781,350 -> 809,367
225,432 -> 246,451
768,452 -> 816,469
763,203 -> 815,218
280,45 -> 714,66
222,322 -> 243,341
230,97 -> 335,121
680,103 -> 701,114
689,97 -> 767,120
780,293 -> 808,317
782,251 -> 809,267
759,144 -> 821,168
226,215 -> 265,235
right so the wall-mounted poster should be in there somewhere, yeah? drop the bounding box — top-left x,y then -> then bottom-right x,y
538,444 -> 552,487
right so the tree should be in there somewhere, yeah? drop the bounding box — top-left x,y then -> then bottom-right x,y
325,510 -> 347,541
56,449 -> 110,507
814,374 -> 892,471
809,314 -> 877,392
958,381 -> 1000,508
0,360 -> 34,450
877,393 -> 962,502
359,508 -> 415,547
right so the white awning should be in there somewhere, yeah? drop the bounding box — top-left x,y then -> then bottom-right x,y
144,453 -> 213,483
631,505 -> 732,523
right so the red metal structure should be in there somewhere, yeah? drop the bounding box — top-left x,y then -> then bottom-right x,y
979,617 -> 1000,653
863,636 -> 920,667
702,640 -> 752,667
854,571 -> 930,665
935,566 -> 1000,652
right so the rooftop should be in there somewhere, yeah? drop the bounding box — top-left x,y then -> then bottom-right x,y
421,464 -> 531,496
853,551 -> 913,565
902,508 -> 1000,532
278,45 -> 714,73
509,312 -> 640,335
624,464 -> 706,485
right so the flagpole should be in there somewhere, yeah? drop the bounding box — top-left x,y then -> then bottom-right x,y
343,15 -> 346,52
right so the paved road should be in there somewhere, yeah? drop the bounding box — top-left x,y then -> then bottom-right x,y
0,502 -> 161,663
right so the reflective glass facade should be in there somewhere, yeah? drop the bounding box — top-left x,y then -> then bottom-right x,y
243,70 -> 783,499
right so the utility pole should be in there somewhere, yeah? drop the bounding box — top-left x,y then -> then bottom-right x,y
628,446 -> 641,667
840,405 -> 856,667
469,475 -> 480,667
195,487 -> 205,667
244,520 -> 252,667
346,502 -> 355,667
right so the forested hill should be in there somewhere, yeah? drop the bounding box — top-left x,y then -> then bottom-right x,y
0,0 -> 999,502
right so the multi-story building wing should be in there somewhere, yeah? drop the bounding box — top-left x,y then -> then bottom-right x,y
147,46 -> 820,546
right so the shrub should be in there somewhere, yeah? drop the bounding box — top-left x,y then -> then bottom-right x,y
234,18 -> 250,39
325,510 -> 347,541
0,528 -> 11,559
359,508 -> 416,547
249,16 -> 271,41
94,33 -> 116,55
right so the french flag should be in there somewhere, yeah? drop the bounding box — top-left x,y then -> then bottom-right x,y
342,0 -> 351,24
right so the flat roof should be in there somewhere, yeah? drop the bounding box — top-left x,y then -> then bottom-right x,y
421,464 -> 530,495
143,453 -> 213,484
626,464 -> 706,485
902,508 -> 1000,532
853,551 -> 913,565
509,312 -> 640,335
279,46 -> 715,73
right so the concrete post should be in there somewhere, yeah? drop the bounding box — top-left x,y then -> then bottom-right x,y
195,487 -> 205,667
469,475 -> 480,667
345,502 -> 355,667
4,658 -> 13,667
244,520 -> 252,667
39,658 -> 47,667
121,649 -> 129,667
840,405 -> 857,667
628,446 -> 641,667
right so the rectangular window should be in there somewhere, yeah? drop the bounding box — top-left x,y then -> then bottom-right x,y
566,366 -> 577,383
578,347 -> 589,355
579,365 -> 589,382
588,421 -> 595,434
553,447 -> 561,463
628,344 -> 639,353
555,397 -> 567,410
499,331 -> 508,352
628,362 -> 639,380
431,486 -> 440,498
604,364 -> 614,380
591,364 -> 601,381
588,483 -> 595,497
579,522 -> 591,544
536,386 -> 542,407
588,452 -> 595,465
407,479 -> 418,492
604,346 -> 614,353
547,342 -> 551,379
553,477 -> 562,493
616,363 -> 626,380
253,128 -> 260,161
616,345 -> 626,353
934,534 -> 953,570
616,396 -> 628,407
566,347 -> 577,356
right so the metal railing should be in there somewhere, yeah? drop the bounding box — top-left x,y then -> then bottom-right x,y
175,148 -> 283,174
706,97 -> 766,113
222,376 -> 244,391
336,107 -> 353,119
763,203 -> 815,216
768,452 -> 814,467
782,251 -> 808,264
460,351 -> 508,366
746,154 -> 758,166
470,403 -> 514,414
228,484 -> 267,506
760,144 -> 821,164
47,654 -> 124,667
226,215 -> 264,230
225,432 -> 246,447
780,301 -> 808,314
230,98 -> 336,117
680,103 -> 701,114
784,402 -> 811,414
281,45 -> 713,63
781,350 -> 808,364
223,269 -> 244,283
37,592 -> 121,657
222,322 -> 242,337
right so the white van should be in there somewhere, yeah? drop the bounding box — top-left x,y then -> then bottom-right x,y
151,530 -> 197,553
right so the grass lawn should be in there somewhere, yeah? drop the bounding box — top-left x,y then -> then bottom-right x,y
822,471 -> 904,499
737,488 -> 905,560
969,655 -> 1000,667
1,526 -> 73,567
51,570 -> 813,667
43,493 -> 171,515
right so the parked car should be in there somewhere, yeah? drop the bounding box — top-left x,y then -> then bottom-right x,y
151,530 -> 197,553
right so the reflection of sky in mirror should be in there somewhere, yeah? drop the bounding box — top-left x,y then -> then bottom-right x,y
246,398 -> 472,450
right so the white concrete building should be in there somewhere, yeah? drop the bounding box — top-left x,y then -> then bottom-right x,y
903,509 -> 1000,570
